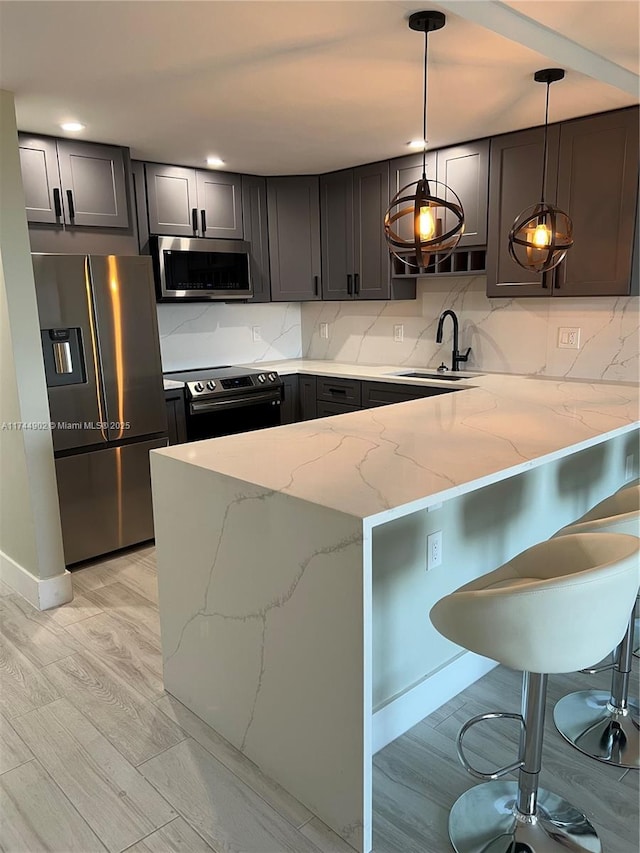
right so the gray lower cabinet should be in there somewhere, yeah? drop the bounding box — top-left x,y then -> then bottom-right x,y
165,388 -> 187,445
145,163 -> 243,239
299,375 -> 318,420
316,401 -> 360,417
316,376 -> 361,406
267,176 -> 321,301
321,162 -> 401,300
19,134 -> 130,228
242,175 -> 271,302
280,375 -> 300,424
361,380 -> 459,406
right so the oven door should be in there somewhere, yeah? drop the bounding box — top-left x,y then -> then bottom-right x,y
185,388 -> 282,441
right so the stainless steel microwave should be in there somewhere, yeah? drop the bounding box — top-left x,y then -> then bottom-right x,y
149,235 -> 252,301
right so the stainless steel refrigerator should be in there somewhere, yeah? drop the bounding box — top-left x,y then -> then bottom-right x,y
33,254 -> 168,565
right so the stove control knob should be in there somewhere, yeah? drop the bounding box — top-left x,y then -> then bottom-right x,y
268,372 -> 277,382
206,380 -> 216,391
257,373 -> 266,383
193,382 -> 204,393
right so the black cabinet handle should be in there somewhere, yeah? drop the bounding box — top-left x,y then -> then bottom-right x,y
66,190 -> 75,219
192,208 -> 198,233
313,275 -> 319,296
53,188 -> 62,218
201,209 -> 207,234
347,274 -> 353,295
328,387 -> 347,395
354,272 -> 360,294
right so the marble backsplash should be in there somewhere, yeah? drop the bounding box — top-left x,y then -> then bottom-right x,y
301,276 -> 639,383
157,302 -> 302,371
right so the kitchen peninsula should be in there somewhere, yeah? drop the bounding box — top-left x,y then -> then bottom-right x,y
150,369 -> 639,853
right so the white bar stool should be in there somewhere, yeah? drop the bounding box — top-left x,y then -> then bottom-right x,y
552,485 -> 640,768
430,532 -> 639,853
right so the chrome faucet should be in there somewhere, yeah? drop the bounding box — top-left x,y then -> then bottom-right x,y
436,310 -> 471,372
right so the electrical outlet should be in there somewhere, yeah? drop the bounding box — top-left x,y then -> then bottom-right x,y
252,325 -> 262,343
394,324 -> 404,343
625,454 -> 635,480
558,327 -> 581,349
320,322 -> 329,340
427,530 -> 442,570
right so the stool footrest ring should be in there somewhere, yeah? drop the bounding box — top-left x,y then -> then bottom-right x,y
457,711 -> 525,780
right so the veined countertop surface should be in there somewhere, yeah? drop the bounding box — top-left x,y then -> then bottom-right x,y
154,359 -> 639,523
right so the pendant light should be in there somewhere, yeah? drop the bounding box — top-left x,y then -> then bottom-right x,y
508,69 -> 574,273
384,11 -> 464,270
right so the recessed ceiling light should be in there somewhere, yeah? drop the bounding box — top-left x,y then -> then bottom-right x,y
408,139 -> 426,148
60,122 -> 85,132
206,156 -> 225,168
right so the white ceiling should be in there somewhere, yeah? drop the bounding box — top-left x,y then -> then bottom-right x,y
0,0 -> 638,176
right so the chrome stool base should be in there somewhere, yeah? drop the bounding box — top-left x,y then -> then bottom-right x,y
553,690 -> 640,768
448,781 -> 601,853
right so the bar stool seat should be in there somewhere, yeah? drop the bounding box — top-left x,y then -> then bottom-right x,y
430,532 -> 639,853
552,485 -> 640,769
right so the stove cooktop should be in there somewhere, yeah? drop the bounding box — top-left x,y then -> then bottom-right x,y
165,365 -> 281,398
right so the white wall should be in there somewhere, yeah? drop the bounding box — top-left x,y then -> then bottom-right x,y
302,275 -> 639,383
157,302 -> 302,371
0,90 -> 70,608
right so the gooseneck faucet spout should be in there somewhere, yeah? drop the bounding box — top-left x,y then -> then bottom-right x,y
436,309 -> 471,372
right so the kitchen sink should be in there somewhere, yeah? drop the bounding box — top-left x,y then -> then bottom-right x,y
391,371 -> 482,381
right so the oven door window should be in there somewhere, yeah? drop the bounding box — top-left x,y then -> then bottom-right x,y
186,399 -> 281,441
164,249 -> 250,293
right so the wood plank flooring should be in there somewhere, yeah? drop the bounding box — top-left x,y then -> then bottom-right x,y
1,543 -> 637,852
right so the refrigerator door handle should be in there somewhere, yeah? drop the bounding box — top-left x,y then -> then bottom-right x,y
52,341 -> 73,374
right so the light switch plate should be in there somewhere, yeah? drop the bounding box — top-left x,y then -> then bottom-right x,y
320,322 -> 329,340
252,325 -> 262,343
394,324 -> 404,343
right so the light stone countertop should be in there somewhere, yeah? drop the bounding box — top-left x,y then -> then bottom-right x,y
163,378 -> 186,390
154,360 -> 639,523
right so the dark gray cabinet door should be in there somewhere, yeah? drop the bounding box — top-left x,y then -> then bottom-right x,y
267,176 -> 321,302
280,375 -> 300,424
56,140 -> 129,228
196,170 -> 243,239
486,125 -> 560,297
145,163 -> 198,236
242,175 -> 271,302
299,375 -> 318,420
553,107 -> 639,297
18,134 -> 62,224
353,161 -> 390,299
165,389 -> 187,445
320,169 -> 353,300
436,140 -> 489,247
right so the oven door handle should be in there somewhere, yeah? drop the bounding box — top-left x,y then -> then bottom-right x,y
189,389 -> 282,414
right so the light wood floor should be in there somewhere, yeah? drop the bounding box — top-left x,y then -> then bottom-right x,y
1,544 -> 637,853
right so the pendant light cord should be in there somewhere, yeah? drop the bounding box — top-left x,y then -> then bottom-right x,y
540,81 -> 550,204
422,28 -> 428,180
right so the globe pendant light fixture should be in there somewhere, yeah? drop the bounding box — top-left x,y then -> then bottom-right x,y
508,68 -> 574,273
384,11 -> 464,270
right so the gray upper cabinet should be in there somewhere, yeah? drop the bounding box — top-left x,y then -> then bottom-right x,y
241,174 -> 271,302
486,125 -> 560,297
19,134 -> 130,229
487,107 -> 639,298
553,107 -> 639,297
267,176 -> 321,301
321,161 -> 396,300
436,140 -> 489,247
145,163 -> 243,239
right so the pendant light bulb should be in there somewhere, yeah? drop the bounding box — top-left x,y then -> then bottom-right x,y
508,68 -> 574,274
532,222 -> 551,247
419,205 -> 436,241
384,11 -> 464,270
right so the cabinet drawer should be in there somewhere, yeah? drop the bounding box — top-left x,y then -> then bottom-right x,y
316,376 -> 361,406
316,400 -> 360,418
361,381 -> 456,408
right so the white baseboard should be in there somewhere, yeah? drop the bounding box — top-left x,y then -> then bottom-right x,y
372,651 -> 498,753
0,550 -> 72,610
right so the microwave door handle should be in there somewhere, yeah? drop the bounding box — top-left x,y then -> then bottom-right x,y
192,208 -> 198,234
201,209 -> 207,235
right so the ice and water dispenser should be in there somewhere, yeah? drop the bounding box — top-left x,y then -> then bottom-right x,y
40,328 -> 86,387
